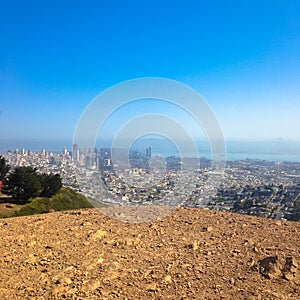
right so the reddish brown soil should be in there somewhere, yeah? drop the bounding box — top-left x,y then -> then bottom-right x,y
0,207 -> 299,299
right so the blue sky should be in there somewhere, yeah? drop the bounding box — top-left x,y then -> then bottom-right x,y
0,0 -> 300,151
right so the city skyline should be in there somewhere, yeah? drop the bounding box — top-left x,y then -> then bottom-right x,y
3,142 -> 300,221
0,1 -> 300,146
2,139 -> 300,163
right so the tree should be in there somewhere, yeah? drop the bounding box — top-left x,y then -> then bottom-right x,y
3,167 -> 42,202
39,173 -> 62,197
0,155 -> 10,181
3,166 -> 63,202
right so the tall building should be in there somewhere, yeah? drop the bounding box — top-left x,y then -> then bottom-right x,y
100,148 -> 112,169
73,144 -> 79,161
146,146 -> 152,158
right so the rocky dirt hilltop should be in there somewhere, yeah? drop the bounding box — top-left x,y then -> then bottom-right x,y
0,207 -> 299,299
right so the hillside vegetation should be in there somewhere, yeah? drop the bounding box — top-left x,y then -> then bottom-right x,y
0,188 -> 93,218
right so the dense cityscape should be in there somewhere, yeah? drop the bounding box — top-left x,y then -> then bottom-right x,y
2,145 -> 300,221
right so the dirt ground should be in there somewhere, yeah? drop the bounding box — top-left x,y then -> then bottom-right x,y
0,207 -> 299,299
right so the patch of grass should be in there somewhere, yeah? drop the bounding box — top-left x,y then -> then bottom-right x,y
0,210 -> 18,218
15,188 -> 93,217
0,188 -> 94,218
0,196 -> 21,218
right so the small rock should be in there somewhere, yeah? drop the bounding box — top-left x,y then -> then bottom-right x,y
193,241 -> 198,251
27,241 -> 37,247
64,277 -> 72,284
81,221 -> 92,227
90,230 -> 107,240
232,249 -> 241,254
282,256 -> 298,281
52,285 -> 65,295
146,283 -> 157,291
89,280 -> 101,291
149,224 -> 158,229
206,226 -> 213,232
259,256 -> 282,279
106,271 -> 119,281
97,257 -> 104,264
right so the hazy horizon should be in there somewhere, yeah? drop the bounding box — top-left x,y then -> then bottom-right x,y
1,137 -> 300,159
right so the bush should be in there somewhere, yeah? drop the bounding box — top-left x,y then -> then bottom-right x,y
15,188 -> 93,217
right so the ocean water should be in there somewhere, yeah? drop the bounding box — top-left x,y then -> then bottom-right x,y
120,137 -> 300,163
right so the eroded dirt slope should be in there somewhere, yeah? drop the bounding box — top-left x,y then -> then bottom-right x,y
0,207 -> 299,299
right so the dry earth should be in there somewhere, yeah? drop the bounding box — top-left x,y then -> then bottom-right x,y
0,207 -> 299,299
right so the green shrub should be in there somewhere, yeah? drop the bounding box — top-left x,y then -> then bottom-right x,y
15,188 -> 93,217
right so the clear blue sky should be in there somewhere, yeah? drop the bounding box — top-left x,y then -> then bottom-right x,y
0,0 -> 300,150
